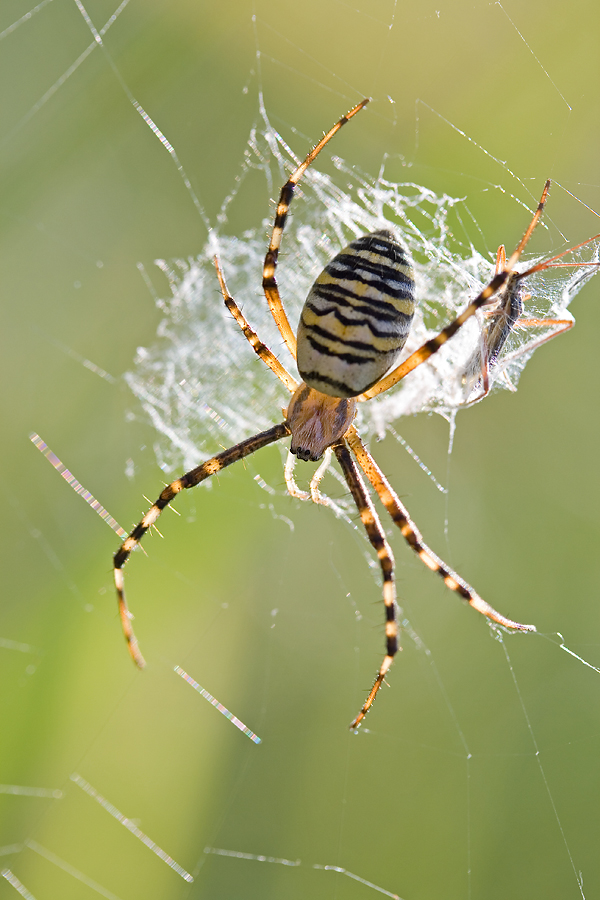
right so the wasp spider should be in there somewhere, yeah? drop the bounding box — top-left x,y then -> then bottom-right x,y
114,98 -> 592,729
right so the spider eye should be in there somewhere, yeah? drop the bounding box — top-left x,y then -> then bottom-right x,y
292,445 -> 320,463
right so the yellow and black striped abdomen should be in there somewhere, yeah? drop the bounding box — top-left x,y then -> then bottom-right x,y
296,230 -> 416,398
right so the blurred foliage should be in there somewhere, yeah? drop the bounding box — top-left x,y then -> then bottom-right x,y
1,1 -> 599,898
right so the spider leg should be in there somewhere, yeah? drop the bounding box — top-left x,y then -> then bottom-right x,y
358,271 -> 509,400
114,422 -> 291,667
214,256 -> 298,393
514,229 -> 600,279
333,440 -> 398,730
262,98 -> 370,359
358,182 -> 554,401
505,180 -> 551,270
346,426 -> 536,633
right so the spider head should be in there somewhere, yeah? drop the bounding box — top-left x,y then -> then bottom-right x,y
286,383 -> 357,462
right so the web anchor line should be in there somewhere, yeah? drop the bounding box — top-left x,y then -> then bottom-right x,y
71,773 -> 194,883
174,666 -> 262,744
29,433 -> 127,538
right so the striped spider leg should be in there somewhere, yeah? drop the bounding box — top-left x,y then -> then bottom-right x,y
355,178 -> 553,403
464,226 -> 600,401
261,97 -> 371,361
113,422 -> 291,667
344,427 -> 534,727
113,261 -> 304,666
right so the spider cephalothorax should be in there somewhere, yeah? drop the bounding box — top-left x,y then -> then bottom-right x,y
286,384 -> 357,462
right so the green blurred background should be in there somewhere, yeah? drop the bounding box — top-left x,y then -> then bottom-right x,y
1,0 -> 600,898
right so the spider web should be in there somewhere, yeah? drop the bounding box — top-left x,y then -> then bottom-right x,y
125,103 -> 599,474
2,2 -> 600,900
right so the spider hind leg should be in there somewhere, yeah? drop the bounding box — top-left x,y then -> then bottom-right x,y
333,440 -> 399,730
338,426 -> 535,729
347,427 -> 535,632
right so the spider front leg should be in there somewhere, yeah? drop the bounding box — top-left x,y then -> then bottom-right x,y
113,423 -> 290,666
357,181 -> 556,403
262,97 -> 370,359
333,441 -> 399,730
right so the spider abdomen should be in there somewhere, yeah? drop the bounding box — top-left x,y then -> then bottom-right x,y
296,230 -> 416,398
